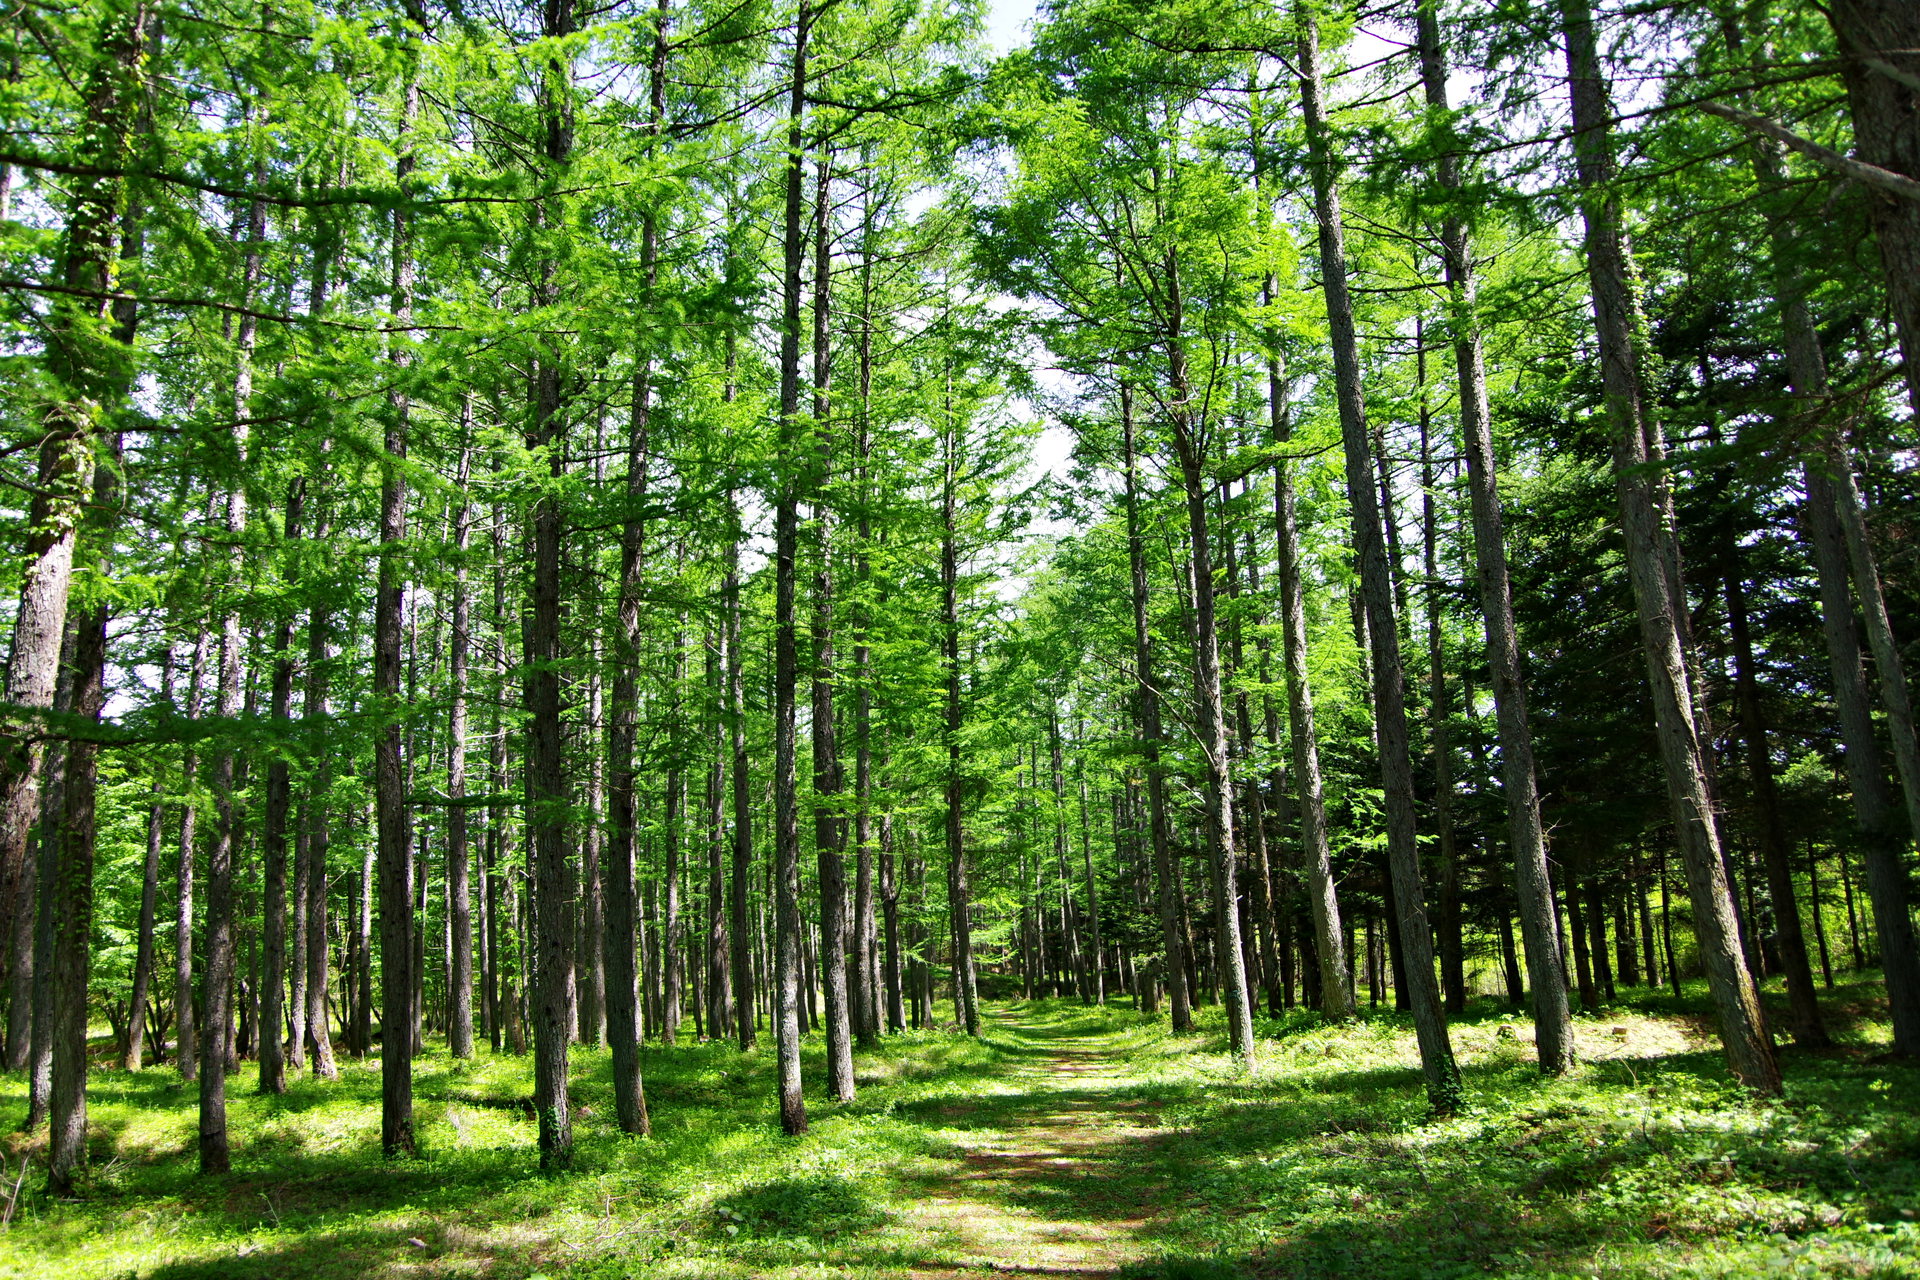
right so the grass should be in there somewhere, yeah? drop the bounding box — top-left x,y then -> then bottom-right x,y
0,976 -> 1915,1279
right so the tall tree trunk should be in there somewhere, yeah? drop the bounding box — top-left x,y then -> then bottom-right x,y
726,498 -> 756,1052
1415,341 -> 1465,1015
939,377 -> 981,1039
602,0 -> 666,1134
259,473 -> 304,1095
1718,7 -> 1919,1051
1413,0 -> 1573,1069
853,198 -> 880,1044
880,805 -> 904,1031
523,0 -> 584,1169
771,0 -> 814,1133
1803,465 -> 1920,1052
447,413 -> 476,1059
1164,318 -> 1255,1068
1298,6 -> 1459,1108
706,633 -> 731,1040
0,0 -> 150,1062
1078,763 -> 1104,1005
664,689 -> 684,1046
49,574 -> 108,1192
50,188 -> 139,1171
1828,460 -> 1920,864
1725,568 -> 1829,1043
125,646 -> 169,1071
1559,0 -> 1778,1092
1119,391 -> 1192,1032
303,492 -> 338,1080
810,155 -> 855,1098
199,138 -> 267,1171
374,68 -> 419,1160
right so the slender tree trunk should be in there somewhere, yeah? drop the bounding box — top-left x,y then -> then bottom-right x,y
1167,404 -> 1254,1068
1413,0 -> 1573,1071
664,701 -> 684,1046
373,69 -> 419,1159
199,140 -> 268,1171
1803,465 -> 1920,1051
602,0 -> 666,1132
1725,568 -> 1829,1043
125,646 -> 170,1071
853,195 -> 880,1044
726,502 -> 756,1052
1079,764 -> 1104,1005
1415,344 -> 1465,1015
447,414 -> 476,1059
303,495 -> 337,1080
705,631 -> 731,1040
1299,7 -> 1458,1108
1561,0 -> 1779,1092
771,0 -> 814,1133
1119,391 -> 1192,1032
810,156 -> 856,1098
881,803 -> 904,1032
258,474 -> 304,1096
940,380 -> 980,1039
1808,843 -> 1834,988
49,579 -> 107,1192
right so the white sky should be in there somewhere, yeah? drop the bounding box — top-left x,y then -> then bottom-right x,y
984,0 -> 1038,54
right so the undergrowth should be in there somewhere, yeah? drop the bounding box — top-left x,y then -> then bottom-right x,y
0,976 -> 1914,1279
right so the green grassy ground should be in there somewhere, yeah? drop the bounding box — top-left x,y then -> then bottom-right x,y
1,977 -> 1916,1279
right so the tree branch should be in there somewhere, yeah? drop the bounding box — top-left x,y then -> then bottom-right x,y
1699,100 -> 1920,205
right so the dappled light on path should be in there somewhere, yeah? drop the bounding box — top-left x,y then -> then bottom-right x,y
903,1007 -> 1165,1278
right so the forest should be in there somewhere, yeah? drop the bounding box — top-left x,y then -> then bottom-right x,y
1,0 -> 1918,1274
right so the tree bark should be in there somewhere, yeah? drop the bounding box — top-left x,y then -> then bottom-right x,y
0,0 -> 149,1046
303,489 -> 337,1080
810,155 -> 855,1098
1725,567 -> 1829,1043
1827,0 -> 1920,418
1803,463 -> 1920,1051
49,579 -> 107,1193
940,377 -> 980,1039
258,473 -> 304,1095
726,499 -> 756,1052
1299,5 -> 1459,1108
374,68 -> 419,1160
447,412 -> 476,1059
1412,0 -> 1573,1069
125,647 -> 169,1071
772,0 -> 814,1133
706,632 -> 731,1040
601,0 -> 667,1133
1119,391 -> 1192,1032
1559,0 -> 1779,1091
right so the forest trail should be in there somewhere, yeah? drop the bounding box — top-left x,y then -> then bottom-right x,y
904,1008 -> 1167,1278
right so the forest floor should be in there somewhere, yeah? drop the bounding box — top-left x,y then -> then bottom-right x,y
2,978 -> 1918,1279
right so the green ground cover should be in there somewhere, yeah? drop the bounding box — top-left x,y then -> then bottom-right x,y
2,979 -> 1916,1279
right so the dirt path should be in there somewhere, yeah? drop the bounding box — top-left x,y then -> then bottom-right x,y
905,1009 -> 1166,1278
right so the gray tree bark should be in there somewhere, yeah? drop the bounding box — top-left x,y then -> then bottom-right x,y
771,0 -> 814,1132
1299,6 -> 1459,1109
1560,0 -> 1779,1092
1119,391 -> 1192,1033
